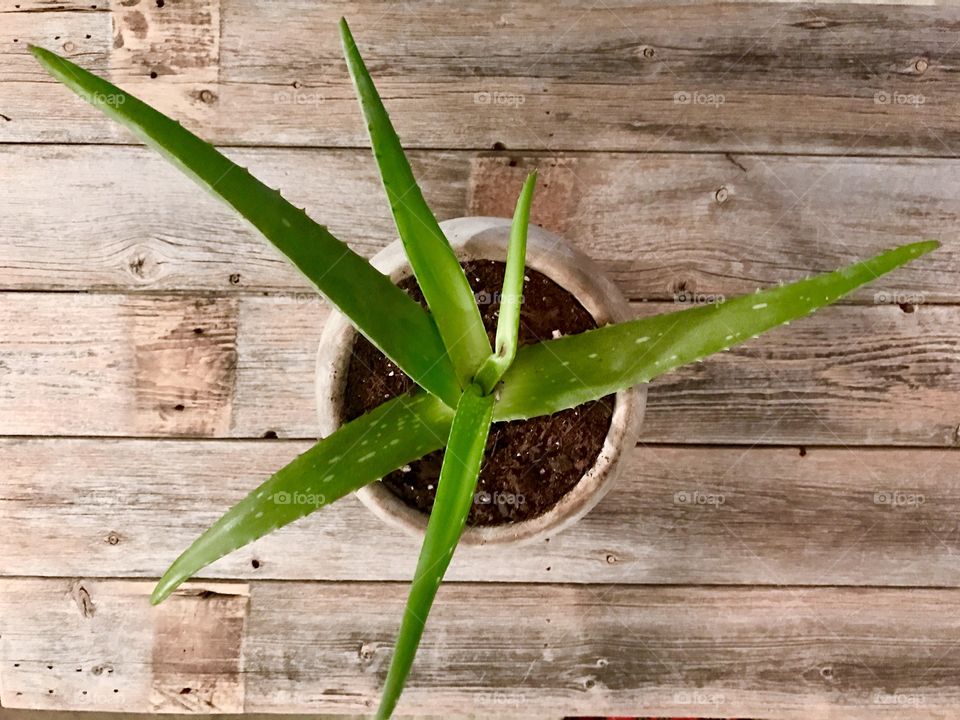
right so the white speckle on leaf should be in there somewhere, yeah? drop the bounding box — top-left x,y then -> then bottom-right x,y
635,336 -> 650,344
255,511 -> 264,519
588,353 -> 599,359
752,303 -> 768,310
359,452 -> 375,462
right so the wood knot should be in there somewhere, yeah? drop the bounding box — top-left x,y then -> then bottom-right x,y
105,531 -> 121,545
915,57 -> 929,74
715,186 -> 729,204
70,582 -> 96,618
199,89 -> 217,104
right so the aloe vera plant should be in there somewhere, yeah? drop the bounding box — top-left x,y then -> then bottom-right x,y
31,19 -> 938,719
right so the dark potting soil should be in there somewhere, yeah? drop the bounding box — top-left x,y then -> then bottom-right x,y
341,260 -> 614,526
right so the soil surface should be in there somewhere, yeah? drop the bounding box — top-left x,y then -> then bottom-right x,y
341,260 -> 614,526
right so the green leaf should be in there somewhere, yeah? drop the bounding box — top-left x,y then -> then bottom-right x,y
494,240 -> 940,420
150,392 -> 454,605
29,44 -> 460,408
376,383 -> 494,720
339,18 -> 491,388
475,171 -> 537,393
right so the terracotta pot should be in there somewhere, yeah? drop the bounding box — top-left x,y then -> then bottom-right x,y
316,216 -> 645,546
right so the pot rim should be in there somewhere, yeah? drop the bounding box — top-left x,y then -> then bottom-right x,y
315,216 -> 645,546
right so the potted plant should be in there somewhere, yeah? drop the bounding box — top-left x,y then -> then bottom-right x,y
30,19 -> 937,719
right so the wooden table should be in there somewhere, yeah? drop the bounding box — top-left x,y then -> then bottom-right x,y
2,1 -> 959,717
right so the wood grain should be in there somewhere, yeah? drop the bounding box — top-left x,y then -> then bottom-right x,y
1,144 -> 955,300
3,578 -> 960,717
2,439 -> 959,586
3,2 -> 959,154
0,293 -> 956,444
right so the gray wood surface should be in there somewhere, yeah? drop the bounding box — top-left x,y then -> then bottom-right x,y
2,440 -> 958,586
2,1 -> 959,717
1,294 -> 956,445
1,145 -> 956,301
3,578 -> 960,717
3,2 -> 959,154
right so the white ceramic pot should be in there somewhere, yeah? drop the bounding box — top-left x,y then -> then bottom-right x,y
316,217 -> 645,546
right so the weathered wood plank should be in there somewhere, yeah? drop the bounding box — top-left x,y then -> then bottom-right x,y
2,578 -> 960,717
3,2 -> 959,154
1,144 -> 955,301
0,293 -> 956,444
2,439 -> 959,586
